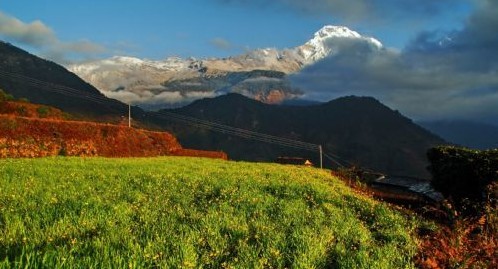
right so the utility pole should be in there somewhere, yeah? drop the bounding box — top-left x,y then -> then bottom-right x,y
319,145 -> 323,169
128,103 -> 131,128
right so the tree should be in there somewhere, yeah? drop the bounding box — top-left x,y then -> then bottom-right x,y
427,146 -> 498,212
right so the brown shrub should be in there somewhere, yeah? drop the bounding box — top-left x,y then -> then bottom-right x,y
0,101 -> 65,119
416,214 -> 497,269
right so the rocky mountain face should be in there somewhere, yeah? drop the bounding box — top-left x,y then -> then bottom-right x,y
151,93 -> 446,178
69,26 -> 382,109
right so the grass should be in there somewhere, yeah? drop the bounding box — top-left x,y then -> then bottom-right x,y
0,157 -> 419,268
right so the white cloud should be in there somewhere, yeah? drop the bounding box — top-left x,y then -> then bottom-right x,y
0,11 -> 106,63
0,11 -> 56,46
290,1 -> 498,123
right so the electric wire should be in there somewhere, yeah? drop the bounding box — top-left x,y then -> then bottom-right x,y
323,153 -> 346,167
0,70 -> 123,108
0,69 -> 318,151
152,110 -> 319,151
1,69 -> 349,165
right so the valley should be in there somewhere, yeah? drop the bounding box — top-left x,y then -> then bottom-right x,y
68,26 -> 382,109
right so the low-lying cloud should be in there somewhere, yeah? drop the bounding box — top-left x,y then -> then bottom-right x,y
0,11 -> 106,64
105,87 -> 218,108
290,0 -> 498,123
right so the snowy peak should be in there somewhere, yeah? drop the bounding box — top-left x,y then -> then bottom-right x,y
107,56 -> 144,65
297,25 -> 383,64
68,25 -> 384,109
314,25 -> 362,39
309,25 -> 382,48
103,56 -> 195,70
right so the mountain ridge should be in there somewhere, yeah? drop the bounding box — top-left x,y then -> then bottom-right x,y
0,40 -> 447,177
68,25 -> 383,109
0,40 -> 130,120
153,93 -> 446,177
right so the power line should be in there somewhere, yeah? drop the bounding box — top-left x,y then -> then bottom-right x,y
323,153 -> 346,168
0,70 -> 124,108
152,110 -> 319,151
0,69 -> 349,167
1,69 -> 317,150
0,69 -> 320,150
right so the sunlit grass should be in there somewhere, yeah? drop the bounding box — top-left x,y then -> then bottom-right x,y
0,157 -> 418,268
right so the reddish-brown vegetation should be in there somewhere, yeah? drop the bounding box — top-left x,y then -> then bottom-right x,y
414,146 -> 498,269
415,211 -> 497,269
0,115 -> 182,158
332,168 -> 497,269
0,101 -> 66,119
0,100 -> 227,159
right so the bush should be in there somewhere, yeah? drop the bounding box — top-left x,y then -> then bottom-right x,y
16,105 -> 27,116
427,146 -> 498,207
37,106 -> 50,118
0,89 -> 14,102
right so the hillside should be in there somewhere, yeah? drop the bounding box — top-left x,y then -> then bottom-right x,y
0,41 -> 134,120
0,115 -> 182,158
0,41 -> 446,176
0,157 -> 419,268
152,94 -> 447,177
0,98 -> 226,159
0,100 -> 67,120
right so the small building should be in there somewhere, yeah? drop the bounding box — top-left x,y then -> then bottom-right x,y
276,157 -> 313,167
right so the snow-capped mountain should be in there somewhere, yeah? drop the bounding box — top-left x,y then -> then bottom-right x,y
296,25 -> 382,65
69,25 -> 382,109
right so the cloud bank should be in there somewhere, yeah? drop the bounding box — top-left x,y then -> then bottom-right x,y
105,88 -> 218,109
290,0 -> 498,123
0,11 -> 105,63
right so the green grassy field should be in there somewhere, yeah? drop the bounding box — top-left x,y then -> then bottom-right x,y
0,157 -> 419,268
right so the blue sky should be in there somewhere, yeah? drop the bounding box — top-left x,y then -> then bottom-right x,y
0,0 -> 474,60
3,0 -> 498,124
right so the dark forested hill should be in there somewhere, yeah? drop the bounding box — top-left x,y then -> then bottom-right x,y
0,41 -> 131,120
152,93 -> 447,177
0,41 -> 448,177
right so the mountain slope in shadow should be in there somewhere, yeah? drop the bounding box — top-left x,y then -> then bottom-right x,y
154,93 -> 447,177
